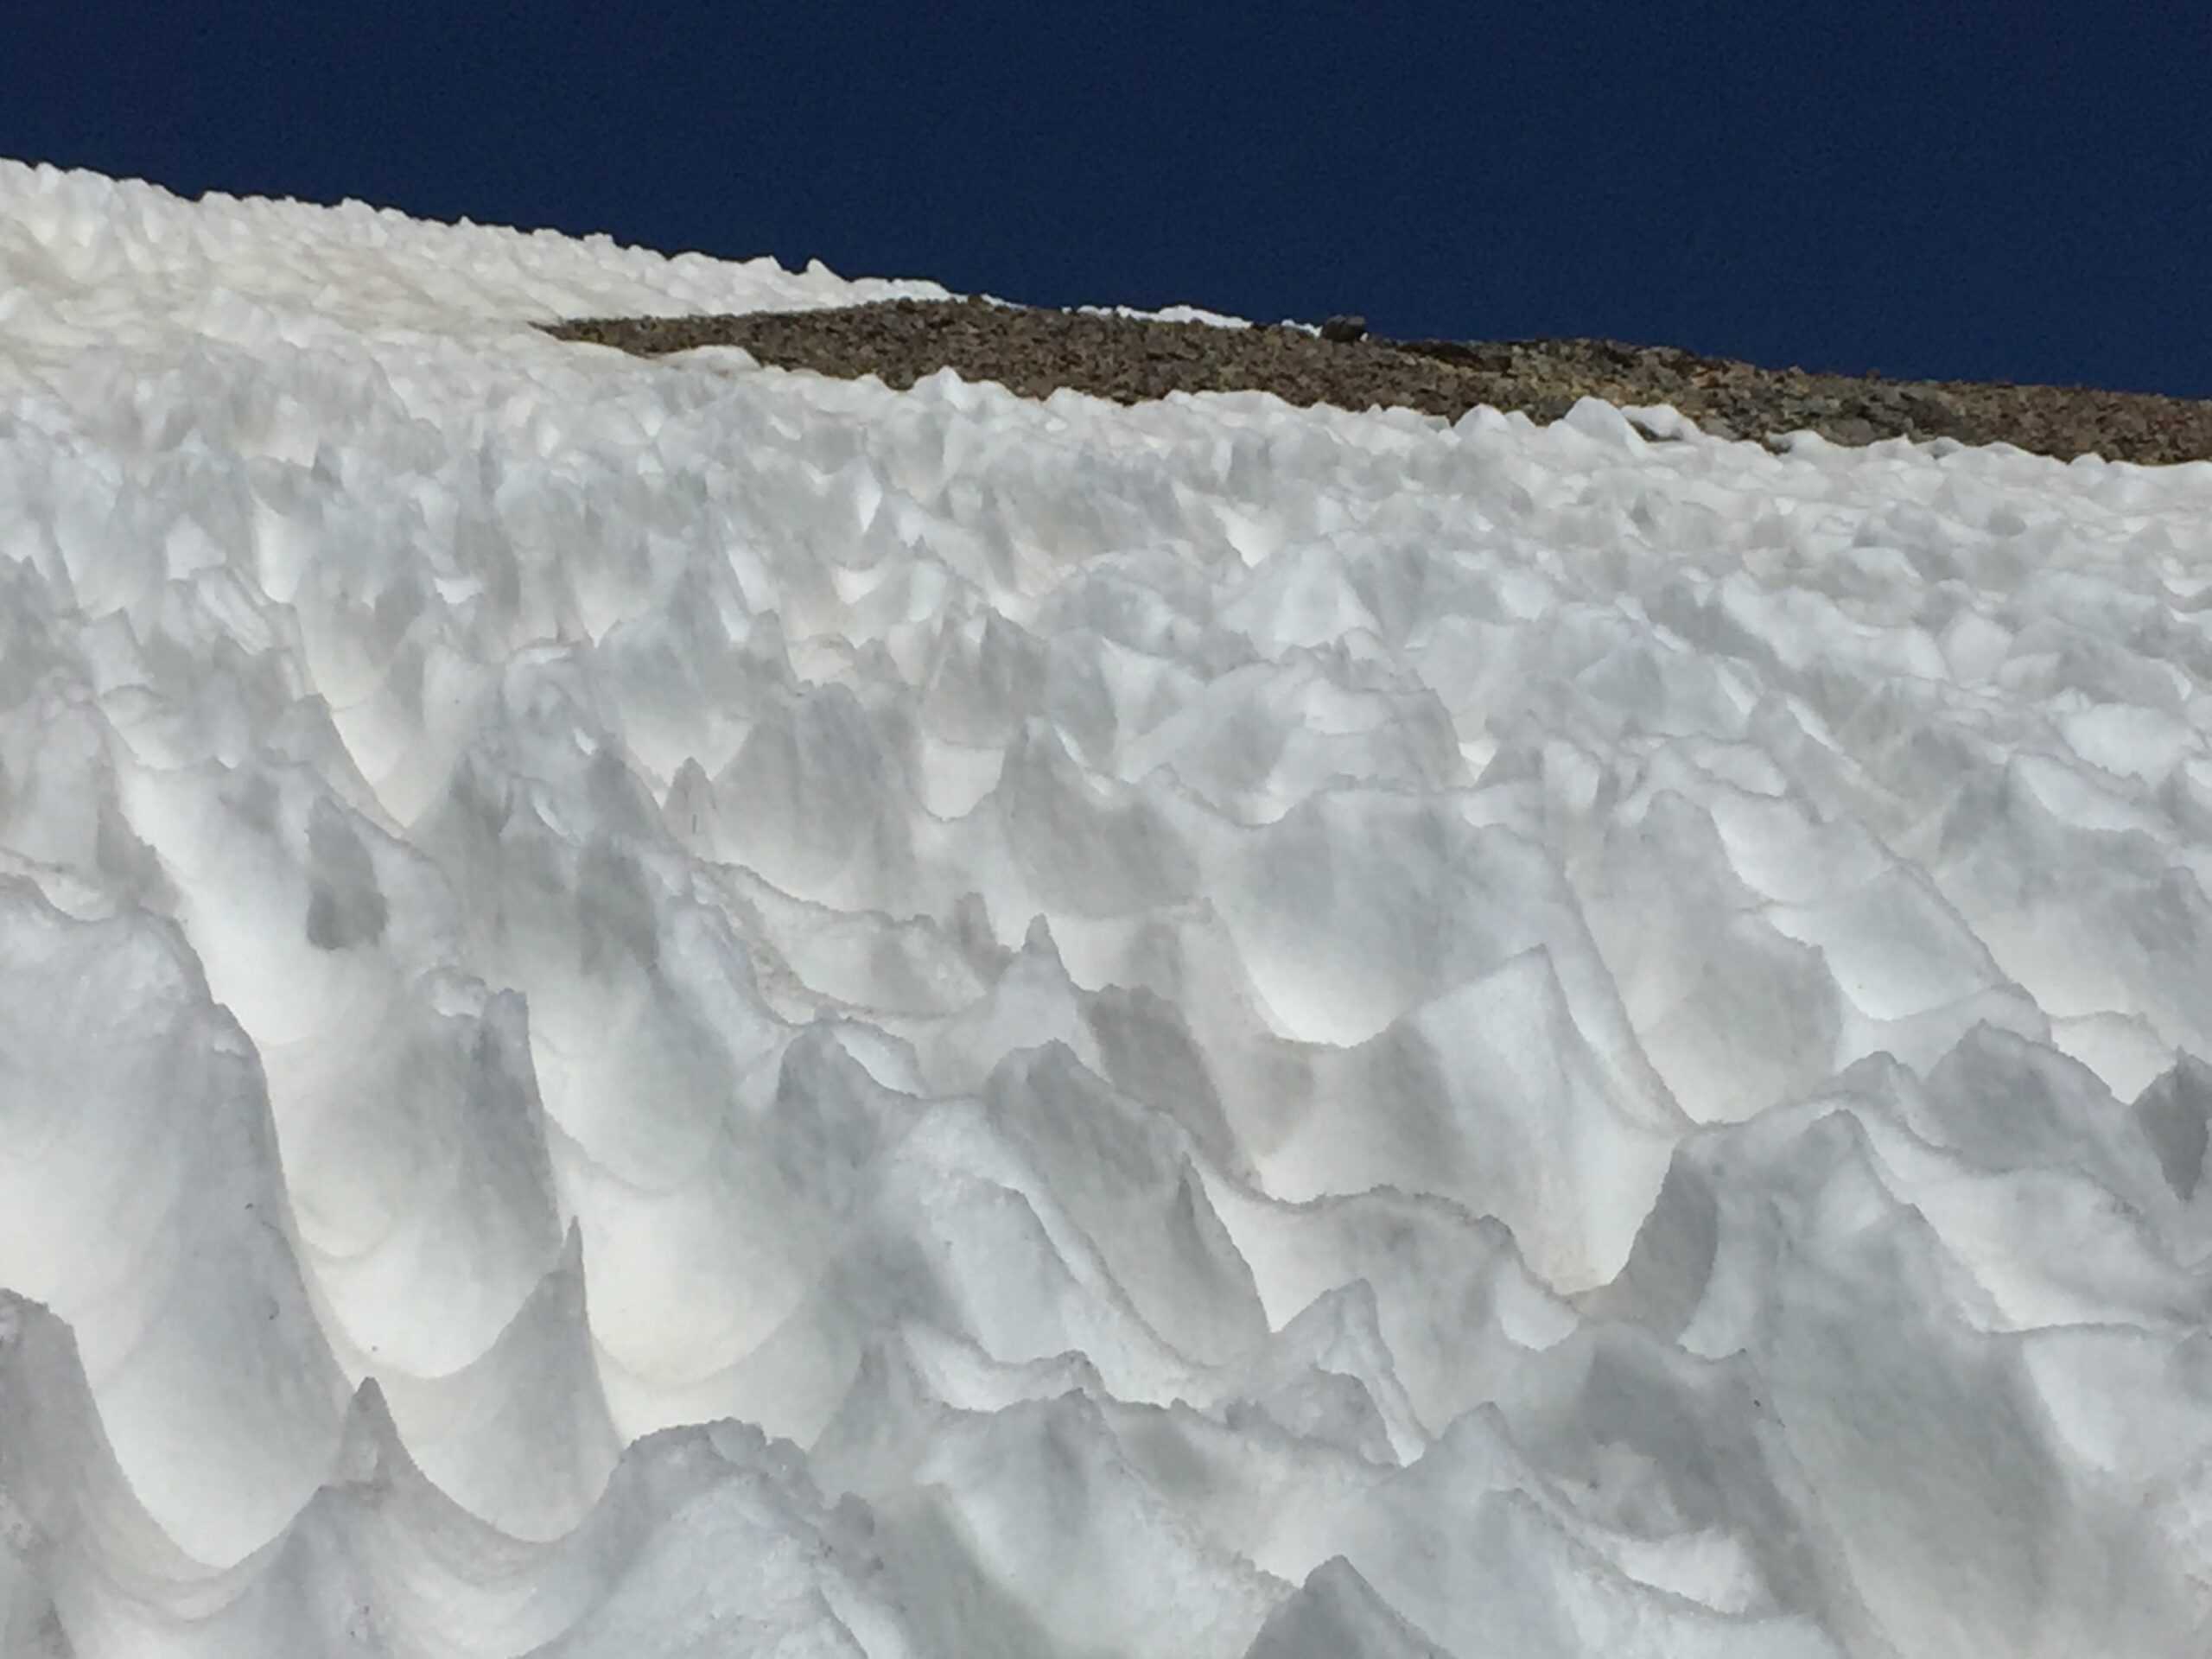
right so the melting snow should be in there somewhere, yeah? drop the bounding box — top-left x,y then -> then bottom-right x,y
2,159 -> 2210,1658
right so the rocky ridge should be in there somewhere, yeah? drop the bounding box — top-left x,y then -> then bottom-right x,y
546,296 -> 2212,466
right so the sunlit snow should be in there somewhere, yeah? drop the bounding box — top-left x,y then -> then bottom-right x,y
3,158 -> 2210,1658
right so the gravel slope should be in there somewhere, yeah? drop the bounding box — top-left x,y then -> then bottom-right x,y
547,297 -> 2212,466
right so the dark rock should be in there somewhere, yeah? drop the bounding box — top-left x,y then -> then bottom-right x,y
1319,315 -> 1368,344
542,299 -> 2212,465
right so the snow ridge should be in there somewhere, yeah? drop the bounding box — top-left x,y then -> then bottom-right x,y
2,159 -> 2210,1658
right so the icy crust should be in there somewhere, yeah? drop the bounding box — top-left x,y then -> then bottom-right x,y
1,159 -> 2210,1657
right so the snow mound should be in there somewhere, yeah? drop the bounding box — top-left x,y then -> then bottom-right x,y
2,159 -> 2209,1658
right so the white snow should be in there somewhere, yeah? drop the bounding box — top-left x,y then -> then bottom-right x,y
1,157 -> 2209,1659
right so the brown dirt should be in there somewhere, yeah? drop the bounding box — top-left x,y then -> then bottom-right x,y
543,298 -> 2212,467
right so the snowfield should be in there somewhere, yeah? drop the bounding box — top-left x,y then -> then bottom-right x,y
2,158 -> 2210,1658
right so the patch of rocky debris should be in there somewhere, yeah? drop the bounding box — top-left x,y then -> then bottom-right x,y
545,297 -> 2212,466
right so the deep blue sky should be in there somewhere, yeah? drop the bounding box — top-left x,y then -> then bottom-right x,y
13,3 -> 2210,395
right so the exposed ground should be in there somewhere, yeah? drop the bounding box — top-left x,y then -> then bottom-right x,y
546,297 -> 2212,466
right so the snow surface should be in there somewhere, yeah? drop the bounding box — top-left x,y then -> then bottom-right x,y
1,157 -> 2210,1658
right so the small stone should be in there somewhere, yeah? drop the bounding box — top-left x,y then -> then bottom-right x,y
1319,315 -> 1367,344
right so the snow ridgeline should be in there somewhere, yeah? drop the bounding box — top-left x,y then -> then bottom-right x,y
1,159 -> 2210,1659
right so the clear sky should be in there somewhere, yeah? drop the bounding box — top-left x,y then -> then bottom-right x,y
13,2 -> 2209,396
